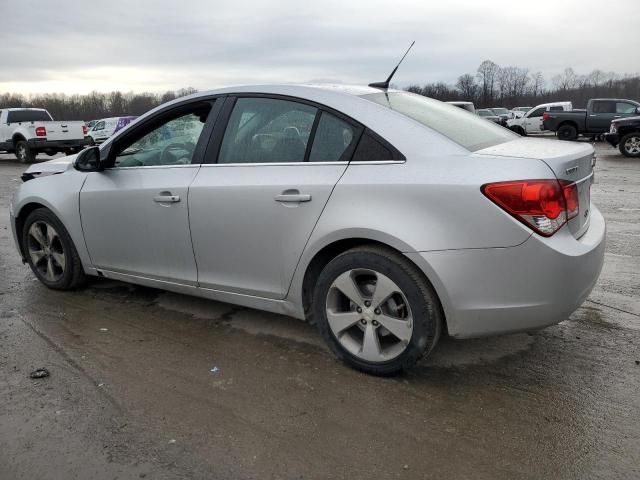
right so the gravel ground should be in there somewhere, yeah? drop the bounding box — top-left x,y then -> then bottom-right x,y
0,140 -> 638,479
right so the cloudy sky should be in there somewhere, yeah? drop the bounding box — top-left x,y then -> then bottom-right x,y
1,0 -> 638,95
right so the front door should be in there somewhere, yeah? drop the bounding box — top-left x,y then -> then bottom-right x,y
189,96 -> 360,299
80,102 -> 215,284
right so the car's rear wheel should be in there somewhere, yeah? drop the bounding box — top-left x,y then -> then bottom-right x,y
557,124 -> 578,141
619,133 -> 640,157
21,208 -> 86,290
15,140 -> 35,163
312,245 -> 442,376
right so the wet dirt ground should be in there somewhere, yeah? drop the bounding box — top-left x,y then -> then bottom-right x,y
1,141 -> 639,479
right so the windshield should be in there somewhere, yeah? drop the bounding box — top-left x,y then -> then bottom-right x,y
477,110 -> 492,117
363,92 -> 515,151
7,110 -> 52,123
491,108 -> 509,115
516,107 -> 532,112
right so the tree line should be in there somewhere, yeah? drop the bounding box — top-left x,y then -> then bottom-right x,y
407,60 -> 640,109
0,88 -> 198,121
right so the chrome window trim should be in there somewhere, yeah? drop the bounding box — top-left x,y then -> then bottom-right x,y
106,164 -> 200,171
199,160 -> 405,168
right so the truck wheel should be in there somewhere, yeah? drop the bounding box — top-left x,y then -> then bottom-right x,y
619,133 -> 640,157
557,124 -> 578,141
15,140 -> 35,163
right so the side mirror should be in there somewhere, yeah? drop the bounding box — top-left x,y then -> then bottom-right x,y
636,107 -> 640,114
73,146 -> 103,172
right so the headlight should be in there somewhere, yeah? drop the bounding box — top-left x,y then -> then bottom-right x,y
610,124 -> 617,134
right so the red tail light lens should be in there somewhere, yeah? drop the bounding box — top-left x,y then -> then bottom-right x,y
35,126 -> 47,137
482,179 -> 579,237
82,125 -> 88,135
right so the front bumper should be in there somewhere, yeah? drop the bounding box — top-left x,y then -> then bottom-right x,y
605,132 -> 619,147
27,138 -> 87,150
406,205 -> 606,338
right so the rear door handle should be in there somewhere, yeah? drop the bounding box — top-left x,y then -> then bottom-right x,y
154,194 -> 180,203
274,192 -> 312,203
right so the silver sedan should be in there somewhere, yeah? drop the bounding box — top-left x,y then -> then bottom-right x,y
10,85 -> 606,375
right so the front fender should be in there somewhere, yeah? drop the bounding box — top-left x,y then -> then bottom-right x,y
12,171 -> 95,275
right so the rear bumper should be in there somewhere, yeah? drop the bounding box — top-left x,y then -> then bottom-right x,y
27,138 -> 87,150
605,133 -> 619,147
406,205 -> 606,338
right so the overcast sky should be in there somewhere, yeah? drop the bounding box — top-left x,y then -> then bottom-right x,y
1,0 -> 638,95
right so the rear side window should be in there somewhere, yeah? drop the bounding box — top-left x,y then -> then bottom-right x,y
352,133 -> 394,161
7,110 -> 52,123
364,92 -> 516,151
308,112 -> 357,162
548,106 -> 564,112
218,98 -> 317,164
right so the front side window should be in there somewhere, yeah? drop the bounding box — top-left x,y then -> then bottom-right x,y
218,98 -> 317,164
114,104 -> 212,167
528,108 -> 546,117
94,121 -> 105,131
592,101 -> 615,114
308,112 -> 356,162
616,102 -> 638,114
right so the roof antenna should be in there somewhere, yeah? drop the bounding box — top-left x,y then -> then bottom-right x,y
368,41 -> 415,90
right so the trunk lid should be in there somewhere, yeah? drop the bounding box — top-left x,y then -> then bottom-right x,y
476,137 -> 595,238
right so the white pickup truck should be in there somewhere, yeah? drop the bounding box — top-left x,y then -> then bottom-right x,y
0,108 -> 87,162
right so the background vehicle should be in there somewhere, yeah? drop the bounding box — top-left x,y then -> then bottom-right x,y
477,108 -> 503,124
87,116 -> 138,145
511,107 -> 533,119
489,107 -> 512,124
446,101 -> 475,113
0,108 -> 87,162
605,116 -> 640,157
507,102 -> 572,135
10,85 -> 605,376
543,98 -> 640,140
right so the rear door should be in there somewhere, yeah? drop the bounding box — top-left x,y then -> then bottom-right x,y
587,101 -> 616,132
189,96 -> 361,299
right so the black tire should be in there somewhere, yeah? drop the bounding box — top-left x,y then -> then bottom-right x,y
619,132 -> 640,158
312,245 -> 442,376
557,124 -> 578,141
21,208 -> 87,290
15,140 -> 35,163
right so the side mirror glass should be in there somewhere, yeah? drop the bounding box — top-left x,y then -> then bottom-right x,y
636,107 -> 640,114
74,146 -> 103,172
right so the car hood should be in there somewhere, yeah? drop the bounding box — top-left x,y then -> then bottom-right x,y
612,115 -> 640,125
23,154 -> 77,177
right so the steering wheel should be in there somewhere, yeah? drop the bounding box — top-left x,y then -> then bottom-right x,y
159,142 -> 194,165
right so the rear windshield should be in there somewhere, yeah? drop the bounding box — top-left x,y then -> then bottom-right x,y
7,110 -> 52,123
363,92 -> 515,151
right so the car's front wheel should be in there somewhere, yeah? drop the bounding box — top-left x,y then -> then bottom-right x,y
313,246 -> 442,375
21,208 -> 87,290
619,133 -> 640,157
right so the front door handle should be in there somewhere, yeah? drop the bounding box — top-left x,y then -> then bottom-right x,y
274,191 -> 312,203
154,193 -> 180,203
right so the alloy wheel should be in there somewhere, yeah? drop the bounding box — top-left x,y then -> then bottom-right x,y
325,269 -> 413,363
624,136 -> 640,155
27,221 -> 66,282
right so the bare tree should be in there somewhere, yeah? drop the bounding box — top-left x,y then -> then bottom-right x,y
455,74 -> 478,100
476,60 -> 499,105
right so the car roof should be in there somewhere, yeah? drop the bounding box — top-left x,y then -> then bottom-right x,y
4,107 -> 48,111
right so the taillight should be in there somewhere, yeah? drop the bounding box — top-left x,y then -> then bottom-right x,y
35,126 -> 46,137
481,179 -> 579,237
82,125 -> 88,135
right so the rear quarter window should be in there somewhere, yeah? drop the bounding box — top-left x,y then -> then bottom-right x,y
363,92 -> 516,151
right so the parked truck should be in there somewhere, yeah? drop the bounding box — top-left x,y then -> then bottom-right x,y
543,98 -> 640,140
0,108 -> 87,162
605,116 -> 640,157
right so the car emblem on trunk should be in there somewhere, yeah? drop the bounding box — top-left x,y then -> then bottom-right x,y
565,165 -> 579,175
